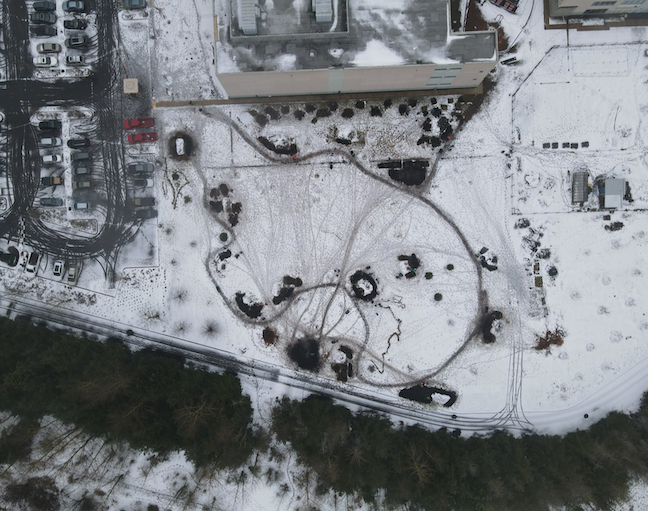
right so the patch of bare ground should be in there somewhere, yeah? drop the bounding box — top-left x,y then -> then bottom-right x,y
535,327 -> 566,351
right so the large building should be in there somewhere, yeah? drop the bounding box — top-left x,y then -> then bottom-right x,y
213,0 -> 498,98
548,0 -> 648,17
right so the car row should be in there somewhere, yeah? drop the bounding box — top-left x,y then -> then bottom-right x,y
51,259 -> 80,285
33,1 -> 85,12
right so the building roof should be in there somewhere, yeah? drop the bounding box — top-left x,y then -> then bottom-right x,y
215,0 -> 497,74
572,171 -> 589,204
604,178 -> 625,209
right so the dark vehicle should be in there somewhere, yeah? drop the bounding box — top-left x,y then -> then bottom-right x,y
127,132 -> 158,144
133,178 -> 154,188
127,162 -> 154,174
132,197 -> 155,207
72,179 -> 91,190
65,36 -> 88,48
31,25 -> 57,37
0,251 -> 18,267
64,19 -> 87,30
41,176 -> 63,186
73,166 -> 91,176
62,1 -> 85,12
135,208 -> 157,219
33,1 -> 56,12
39,119 -> 61,131
71,151 -> 90,162
123,117 -> 154,129
124,0 -> 147,9
66,55 -> 85,66
67,138 -> 90,148
40,197 -> 63,206
30,12 -> 57,24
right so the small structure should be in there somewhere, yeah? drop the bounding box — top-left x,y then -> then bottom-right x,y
314,0 -> 333,23
123,78 -> 139,94
571,171 -> 589,205
238,0 -> 258,36
602,178 -> 625,210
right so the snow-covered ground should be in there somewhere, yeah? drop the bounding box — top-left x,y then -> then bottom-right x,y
4,0 -> 648,507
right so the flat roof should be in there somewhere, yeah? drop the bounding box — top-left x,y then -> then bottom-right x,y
215,0 -> 497,74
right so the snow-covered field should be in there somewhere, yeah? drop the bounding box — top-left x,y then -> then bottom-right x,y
3,0 -> 648,507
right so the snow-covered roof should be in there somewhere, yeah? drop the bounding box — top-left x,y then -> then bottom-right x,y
572,171 -> 589,204
217,0 -> 497,74
604,178 -> 625,209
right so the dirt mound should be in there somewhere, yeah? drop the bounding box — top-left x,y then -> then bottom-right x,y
350,270 -> 378,301
288,337 -> 320,372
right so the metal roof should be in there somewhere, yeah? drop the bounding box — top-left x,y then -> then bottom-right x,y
571,171 -> 589,204
604,178 -> 625,209
238,0 -> 257,36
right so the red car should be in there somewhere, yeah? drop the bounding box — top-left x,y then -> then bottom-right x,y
127,132 -> 159,144
123,117 -> 155,130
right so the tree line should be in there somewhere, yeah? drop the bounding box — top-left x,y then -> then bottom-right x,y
0,316 -> 263,469
2,315 -> 648,510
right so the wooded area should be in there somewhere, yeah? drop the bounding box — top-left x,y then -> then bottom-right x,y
0,316 -> 262,468
273,393 -> 648,511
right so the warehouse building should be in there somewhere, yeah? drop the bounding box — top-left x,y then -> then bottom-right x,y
548,0 -> 648,17
213,0 -> 498,98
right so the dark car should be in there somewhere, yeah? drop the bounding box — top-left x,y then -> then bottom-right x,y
73,166 -> 91,176
67,138 -> 90,148
135,208 -> 157,219
39,119 -> 61,131
127,162 -> 154,174
64,19 -> 88,30
40,197 -> 64,206
132,197 -> 155,207
41,176 -> 63,186
72,179 -> 91,190
124,0 -> 147,9
31,25 -> 57,37
62,1 -> 85,12
0,251 -> 18,267
30,12 -> 57,24
33,1 -> 56,12
65,36 -> 88,48
70,151 -> 90,162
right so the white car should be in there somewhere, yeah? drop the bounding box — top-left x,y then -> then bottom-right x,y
53,259 -> 65,277
42,154 -> 63,164
33,56 -> 58,67
25,252 -> 41,275
40,137 -> 62,147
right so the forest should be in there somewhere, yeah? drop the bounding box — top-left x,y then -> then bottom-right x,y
1,316 -> 648,510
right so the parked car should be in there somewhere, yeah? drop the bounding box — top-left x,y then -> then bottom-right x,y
71,151 -> 90,162
133,178 -> 154,188
123,117 -> 155,129
33,56 -> 58,67
36,43 -> 61,53
135,208 -> 157,219
132,197 -> 155,207
25,252 -> 41,275
66,55 -> 85,66
30,12 -> 57,24
65,36 -> 88,48
40,137 -> 62,147
31,25 -> 57,37
53,260 -> 65,277
39,197 -> 63,206
73,202 -> 90,210
73,166 -> 91,176
124,0 -> 147,9
33,1 -> 56,12
39,119 -> 61,131
127,132 -> 158,144
42,154 -> 63,164
41,176 -> 63,186
63,1 -> 85,12
0,251 -> 19,267
127,162 -> 154,174
64,19 -> 87,30
67,138 -> 90,148
72,179 -> 91,190
67,265 -> 79,285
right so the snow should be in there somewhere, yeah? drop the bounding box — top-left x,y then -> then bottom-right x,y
5,0 -> 648,507
351,39 -> 406,67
